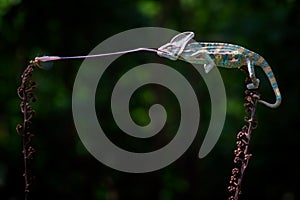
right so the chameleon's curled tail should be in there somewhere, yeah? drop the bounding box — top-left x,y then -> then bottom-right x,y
258,96 -> 281,109
257,58 -> 282,108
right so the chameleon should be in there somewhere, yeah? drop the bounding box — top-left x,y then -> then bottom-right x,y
157,32 -> 281,109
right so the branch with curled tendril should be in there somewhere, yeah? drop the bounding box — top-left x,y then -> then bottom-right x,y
14,48 -> 168,200
16,63 -> 37,200
227,66 -> 260,200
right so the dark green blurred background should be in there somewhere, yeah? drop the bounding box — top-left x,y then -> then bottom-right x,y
0,0 -> 299,199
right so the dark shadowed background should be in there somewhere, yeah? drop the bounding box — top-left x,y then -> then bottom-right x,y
0,0 -> 299,199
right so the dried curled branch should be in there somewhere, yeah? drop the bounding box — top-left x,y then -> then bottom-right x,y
227,67 -> 260,200
16,63 -> 37,200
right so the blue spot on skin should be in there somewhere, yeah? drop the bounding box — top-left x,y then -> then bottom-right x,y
272,82 -> 278,86
253,53 -> 260,62
236,55 -> 244,66
276,95 -> 282,100
222,54 -> 229,66
261,60 -> 269,68
267,71 -> 274,78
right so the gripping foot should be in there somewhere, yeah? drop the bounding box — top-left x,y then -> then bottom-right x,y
246,78 -> 260,89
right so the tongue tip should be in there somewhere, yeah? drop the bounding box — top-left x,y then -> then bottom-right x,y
35,56 -> 61,62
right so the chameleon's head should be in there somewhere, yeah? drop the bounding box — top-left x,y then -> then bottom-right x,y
157,32 -> 194,60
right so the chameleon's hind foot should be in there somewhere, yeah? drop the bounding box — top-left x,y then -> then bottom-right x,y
246,78 -> 260,89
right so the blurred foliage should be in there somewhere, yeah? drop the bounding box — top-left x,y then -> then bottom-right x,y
0,0 -> 299,199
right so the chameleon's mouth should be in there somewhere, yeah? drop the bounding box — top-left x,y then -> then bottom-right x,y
157,49 -> 179,60
156,49 -> 173,56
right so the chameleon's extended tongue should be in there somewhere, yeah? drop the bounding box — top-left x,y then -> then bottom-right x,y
34,48 -> 170,70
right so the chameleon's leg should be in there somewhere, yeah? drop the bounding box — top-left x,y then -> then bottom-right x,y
246,58 -> 260,89
189,50 -> 216,73
202,52 -> 216,73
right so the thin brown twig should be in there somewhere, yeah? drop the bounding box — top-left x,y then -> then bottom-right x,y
227,66 -> 260,200
16,63 -> 37,200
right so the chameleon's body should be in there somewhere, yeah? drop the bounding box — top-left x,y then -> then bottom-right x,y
157,32 -> 281,108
